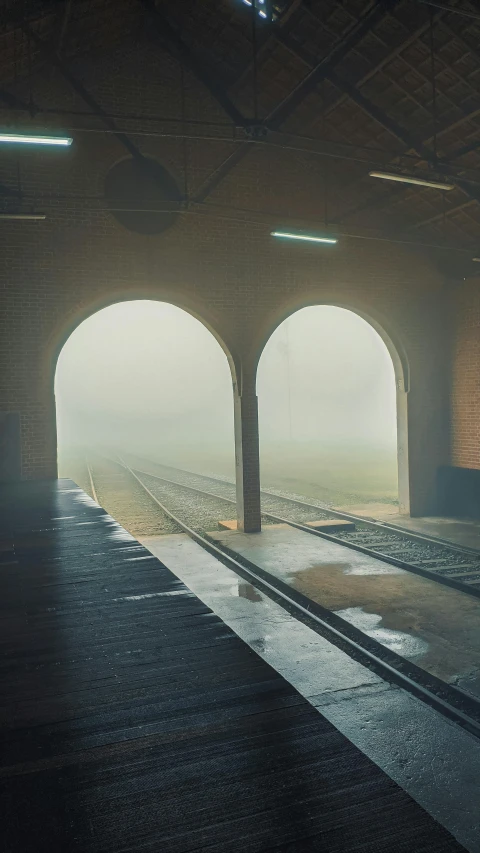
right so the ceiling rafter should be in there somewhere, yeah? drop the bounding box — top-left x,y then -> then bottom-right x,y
446,131 -> 480,162
277,10 -> 470,134
21,21 -> 147,163
2,0 -> 480,247
325,23 -> 480,222
294,9 -> 480,219
334,165 -> 480,224
271,3 -> 477,220
194,0 -> 399,202
275,29 -> 480,222
137,0 -> 247,127
299,2 -> 480,170
195,144 -> 252,203
440,19 -> 480,71
267,0 -> 400,128
321,69 -> 436,162
333,93 -> 480,222
393,34 -> 480,125
410,197 -> 476,228
319,7 -> 448,120
268,5 -> 450,221
230,0 -> 303,93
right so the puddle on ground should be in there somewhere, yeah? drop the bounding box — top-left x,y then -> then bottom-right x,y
269,559 -> 480,699
250,635 -> 271,654
236,581 -> 263,602
343,563 -> 405,576
334,606 -> 429,658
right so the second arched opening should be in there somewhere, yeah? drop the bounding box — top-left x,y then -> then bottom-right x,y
257,305 -> 405,518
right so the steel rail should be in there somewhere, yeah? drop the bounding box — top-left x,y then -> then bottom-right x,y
103,456 -> 480,742
126,463 -> 480,600
129,458 -> 480,556
85,458 -> 99,504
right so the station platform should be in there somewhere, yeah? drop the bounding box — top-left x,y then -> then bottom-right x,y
0,480 -> 473,853
206,522 -> 480,696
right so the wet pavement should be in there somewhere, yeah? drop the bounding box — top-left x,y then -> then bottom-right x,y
210,524 -> 480,699
140,532 -> 480,853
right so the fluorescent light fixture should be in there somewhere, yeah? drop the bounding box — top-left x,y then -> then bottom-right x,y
0,212 -> 46,220
242,0 -> 267,15
0,132 -> 72,146
272,231 -> 337,244
472,257 -> 480,262
369,170 -> 454,191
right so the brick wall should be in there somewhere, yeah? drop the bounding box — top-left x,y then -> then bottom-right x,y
0,39 -> 453,514
451,277 -> 480,470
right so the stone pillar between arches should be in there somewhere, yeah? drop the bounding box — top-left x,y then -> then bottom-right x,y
234,379 -> 261,533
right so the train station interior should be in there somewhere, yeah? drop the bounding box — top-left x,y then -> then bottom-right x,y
1,0 -> 480,850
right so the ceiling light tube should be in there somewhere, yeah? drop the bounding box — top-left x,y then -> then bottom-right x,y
0,132 -> 72,146
0,212 -> 46,220
369,171 -> 454,191
272,231 -> 337,244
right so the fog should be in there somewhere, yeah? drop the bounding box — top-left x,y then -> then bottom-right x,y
258,307 -> 396,448
56,300 -> 398,503
257,307 -> 398,504
55,301 -> 235,471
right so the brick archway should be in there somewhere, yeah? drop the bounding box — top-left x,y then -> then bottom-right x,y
254,300 -> 411,515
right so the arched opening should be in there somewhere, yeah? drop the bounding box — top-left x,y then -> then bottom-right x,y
55,300 -> 235,503
257,306 -> 404,518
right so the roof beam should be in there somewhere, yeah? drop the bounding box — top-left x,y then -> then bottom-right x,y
230,0 -> 303,93
20,21 -> 146,162
445,133 -> 480,163
335,167 -> 480,224
326,10 -> 480,220
195,144 -> 252,203
321,10 -> 446,122
410,198 -> 476,228
277,32 -> 478,224
333,111 -> 480,221
267,0 -> 400,129
326,69 -> 435,163
136,0 -> 246,127
279,18 -> 473,170
260,5 -> 480,181
195,0 -> 398,201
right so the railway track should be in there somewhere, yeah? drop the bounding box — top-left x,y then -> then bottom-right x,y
86,453 -> 480,744
119,455 -> 480,599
